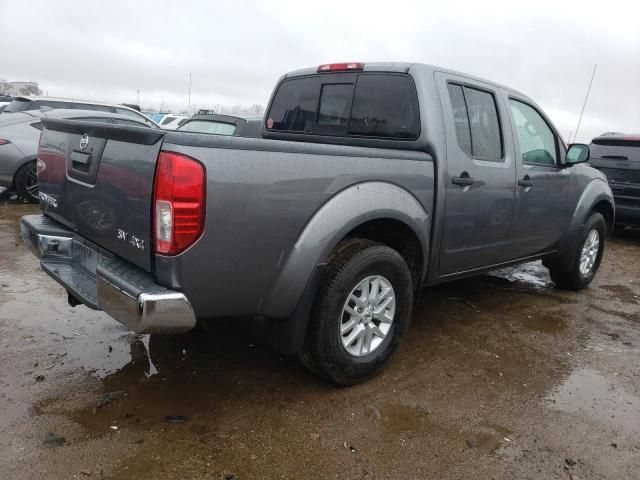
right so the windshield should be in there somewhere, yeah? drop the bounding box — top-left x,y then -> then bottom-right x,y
178,120 -> 236,135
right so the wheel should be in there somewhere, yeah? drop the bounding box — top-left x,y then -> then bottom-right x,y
549,212 -> 607,290
15,161 -> 39,203
300,239 -> 414,385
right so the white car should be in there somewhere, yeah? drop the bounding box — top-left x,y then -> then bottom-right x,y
1,96 -> 159,127
158,114 -> 190,130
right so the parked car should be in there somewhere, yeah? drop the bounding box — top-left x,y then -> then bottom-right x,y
2,96 -> 158,127
22,62 -> 614,385
0,95 -> 12,111
0,109 -> 156,202
589,133 -> 639,227
158,114 -> 190,130
177,113 -> 262,137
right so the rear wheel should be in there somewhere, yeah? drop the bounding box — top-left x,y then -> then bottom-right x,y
548,212 -> 607,290
15,161 -> 39,203
300,239 -> 414,385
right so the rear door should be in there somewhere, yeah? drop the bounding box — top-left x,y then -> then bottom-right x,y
506,96 -> 571,257
37,119 -> 165,271
435,73 -> 517,275
589,136 -> 640,224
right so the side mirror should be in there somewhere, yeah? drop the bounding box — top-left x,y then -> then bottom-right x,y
565,143 -> 590,165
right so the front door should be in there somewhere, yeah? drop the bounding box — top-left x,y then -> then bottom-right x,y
436,74 -> 517,275
506,97 -> 571,257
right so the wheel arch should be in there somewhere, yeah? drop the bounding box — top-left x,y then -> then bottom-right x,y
262,181 -> 431,320
548,178 -> 614,271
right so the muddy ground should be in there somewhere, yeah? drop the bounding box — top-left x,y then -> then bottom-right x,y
1,198 -> 639,480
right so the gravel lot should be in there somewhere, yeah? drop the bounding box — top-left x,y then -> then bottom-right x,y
1,199 -> 639,479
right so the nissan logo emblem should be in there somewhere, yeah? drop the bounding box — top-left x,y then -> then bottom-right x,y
79,133 -> 89,150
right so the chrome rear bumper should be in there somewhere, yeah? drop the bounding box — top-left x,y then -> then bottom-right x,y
21,214 -> 196,334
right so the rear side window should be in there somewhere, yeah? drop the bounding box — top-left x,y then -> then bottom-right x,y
267,73 -> 420,140
447,84 -> 472,156
447,83 -> 503,161
72,103 -> 114,113
39,101 -> 72,110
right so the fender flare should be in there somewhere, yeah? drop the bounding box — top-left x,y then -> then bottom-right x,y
261,181 -> 431,320
550,178 -> 614,270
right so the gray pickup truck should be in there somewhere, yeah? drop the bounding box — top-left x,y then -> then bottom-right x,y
21,62 -> 614,384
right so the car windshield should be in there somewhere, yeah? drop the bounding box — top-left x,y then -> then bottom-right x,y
178,120 -> 236,135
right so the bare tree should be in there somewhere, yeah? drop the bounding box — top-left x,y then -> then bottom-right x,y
248,104 -> 264,115
0,79 -> 10,96
19,84 -> 42,96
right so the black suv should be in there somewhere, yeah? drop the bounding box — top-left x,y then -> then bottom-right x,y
589,133 -> 640,227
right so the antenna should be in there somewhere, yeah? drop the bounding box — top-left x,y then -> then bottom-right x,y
573,64 -> 597,143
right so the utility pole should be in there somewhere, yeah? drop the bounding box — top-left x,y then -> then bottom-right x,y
573,64 -> 597,143
188,72 -> 192,113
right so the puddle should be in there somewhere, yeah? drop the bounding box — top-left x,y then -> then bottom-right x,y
545,368 -> 640,435
466,424 -> 514,454
488,261 -> 553,289
522,314 -> 567,333
365,403 -> 431,432
599,284 -> 639,305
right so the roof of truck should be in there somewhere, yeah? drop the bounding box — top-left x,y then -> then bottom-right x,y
283,62 -> 528,98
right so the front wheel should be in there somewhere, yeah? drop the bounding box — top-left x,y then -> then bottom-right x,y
15,161 -> 39,203
299,239 -> 414,385
548,212 -> 607,290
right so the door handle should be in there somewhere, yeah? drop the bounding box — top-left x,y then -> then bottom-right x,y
518,176 -> 533,188
452,173 -> 475,187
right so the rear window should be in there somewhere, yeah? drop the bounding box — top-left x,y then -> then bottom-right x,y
4,99 -> 33,112
590,138 -> 640,162
178,120 -> 236,135
267,73 -> 420,140
71,103 -> 114,113
161,116 -> 177,125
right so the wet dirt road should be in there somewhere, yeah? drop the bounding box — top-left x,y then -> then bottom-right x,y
1,200 -> 639,480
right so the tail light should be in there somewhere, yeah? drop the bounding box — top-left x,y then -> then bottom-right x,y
0,139 -> 11,146
317,62 -> 364,73
153,151 -> 205,255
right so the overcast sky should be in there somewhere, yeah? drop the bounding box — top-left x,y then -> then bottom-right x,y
1,0 -> 639,142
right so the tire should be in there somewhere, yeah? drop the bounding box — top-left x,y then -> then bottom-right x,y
549,212 -> 607,290
300,239 -> 414,385
15,161 -> 39,203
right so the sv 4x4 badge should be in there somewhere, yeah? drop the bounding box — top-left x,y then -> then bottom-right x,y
116,229 -> 145,251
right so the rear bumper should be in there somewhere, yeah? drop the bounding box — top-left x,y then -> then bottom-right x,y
20,214 -> 196,334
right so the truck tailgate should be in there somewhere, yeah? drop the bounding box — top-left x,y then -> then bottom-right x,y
37,119 -> 166,271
